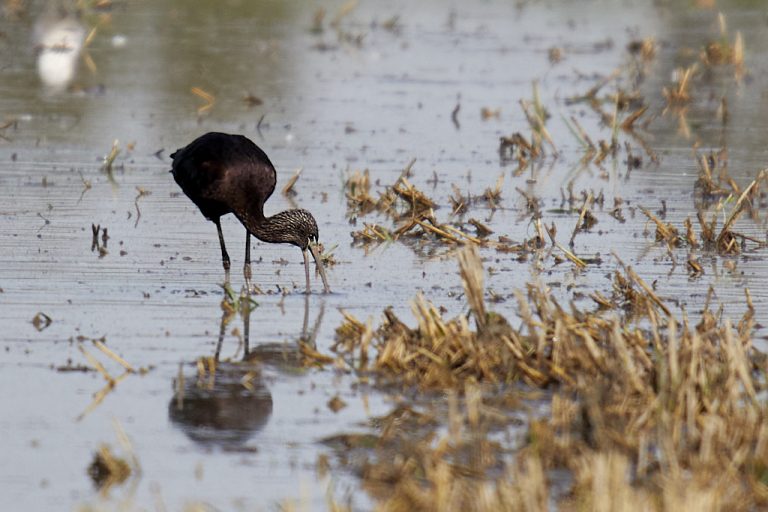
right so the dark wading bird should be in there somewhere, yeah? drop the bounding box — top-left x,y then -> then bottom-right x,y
170,132 -> 330,294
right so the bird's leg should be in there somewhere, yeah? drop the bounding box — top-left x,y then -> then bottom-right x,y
214,308 -> 227,363
303,249 -> 311,295
242,232 -> 263,295
214,219 -> 231,280
300,292 -> 310,342
242,289 -> 251,357
244,231 -> 252,292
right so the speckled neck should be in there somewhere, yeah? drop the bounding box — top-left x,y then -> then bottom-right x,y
240,209 -> 317,249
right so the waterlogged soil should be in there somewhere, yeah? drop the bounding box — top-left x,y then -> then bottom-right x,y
2,0 -> 768,510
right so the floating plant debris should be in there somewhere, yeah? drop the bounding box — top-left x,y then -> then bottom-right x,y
31,312 -> 52,331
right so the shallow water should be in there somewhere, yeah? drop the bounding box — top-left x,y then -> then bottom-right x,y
2,0 -> 768,510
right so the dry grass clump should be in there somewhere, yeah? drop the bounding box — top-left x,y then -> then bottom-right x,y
499,132 -> 539,169
662,12 -> 746,119
334,246 -> 532,388
696,168 -> 768,254
520,82 -> 557,157
627,37 -> 656,62
702,33 -> 743,67
328,245 -> 768,510
344,163 -> 524,254
498,82 -> 558,172
345,168 -> 564,262
345,168 -> 381,216
633,167 -> 768,255
695,148 -> 734,199
345,160 -> 454,247
639,206 -> 682,247
87,445 -> 132,491
664,12 -> 746,105
711,171 -> 767,254
701,13 -> 745,75
562,63 -> 659,167
85,420 -> 141,501
663,64 -> 697,107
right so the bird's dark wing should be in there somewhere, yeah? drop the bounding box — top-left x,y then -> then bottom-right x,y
170,132 -> 278,219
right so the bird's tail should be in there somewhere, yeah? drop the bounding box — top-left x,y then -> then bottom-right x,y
169,149 -> 180,173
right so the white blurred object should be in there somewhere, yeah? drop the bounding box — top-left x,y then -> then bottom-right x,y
111,34 -> 127,48
33,5 -> 85,91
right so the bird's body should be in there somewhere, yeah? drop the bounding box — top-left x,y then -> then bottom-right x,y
171,132 -> 330,294
171,133 -> 274,225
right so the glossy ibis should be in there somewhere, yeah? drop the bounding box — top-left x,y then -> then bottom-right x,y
171,132 -> 330,294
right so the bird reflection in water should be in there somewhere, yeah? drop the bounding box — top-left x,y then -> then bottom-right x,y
244,294 -> 325,369
169,293 -> 325,449
33,2 -> 85,92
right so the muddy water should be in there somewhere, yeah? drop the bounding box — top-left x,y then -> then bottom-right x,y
2,0 -> 768,510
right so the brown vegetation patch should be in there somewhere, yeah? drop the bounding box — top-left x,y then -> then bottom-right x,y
324,246 -> 767,510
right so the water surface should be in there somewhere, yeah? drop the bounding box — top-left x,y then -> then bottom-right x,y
1,0 -> 768,509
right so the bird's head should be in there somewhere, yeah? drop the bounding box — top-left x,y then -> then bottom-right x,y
278,209 -> 319,250
266,209 -> 330,293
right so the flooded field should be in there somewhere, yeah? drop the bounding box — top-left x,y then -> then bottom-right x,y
2,0 -> 768,510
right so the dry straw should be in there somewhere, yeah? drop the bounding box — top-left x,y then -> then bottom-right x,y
328,245 -> 767,510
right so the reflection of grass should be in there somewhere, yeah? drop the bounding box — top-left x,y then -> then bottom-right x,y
86,420 -> 140,498
77,171 -> 92,204
76,338 -> 152,422
220,281 -> 258,319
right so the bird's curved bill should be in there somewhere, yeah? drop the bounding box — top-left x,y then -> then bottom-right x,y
308,242 -> 331,293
